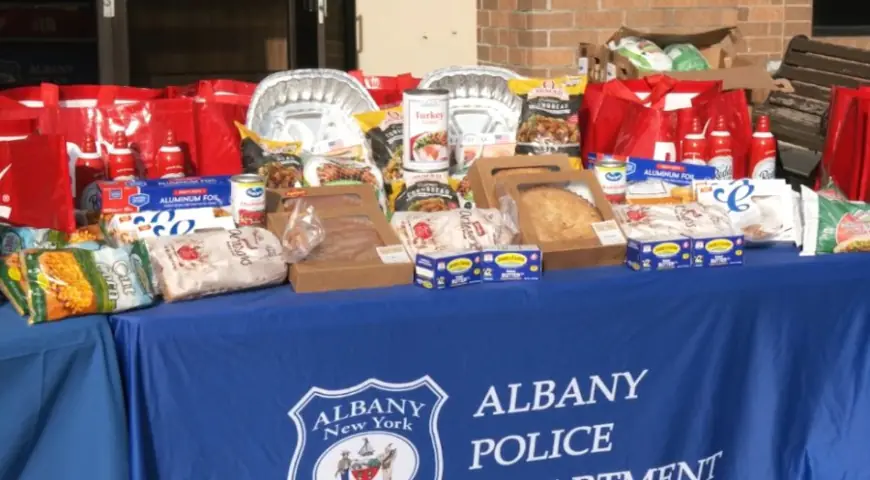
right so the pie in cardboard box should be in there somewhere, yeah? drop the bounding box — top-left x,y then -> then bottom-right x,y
497,170 -> 627,270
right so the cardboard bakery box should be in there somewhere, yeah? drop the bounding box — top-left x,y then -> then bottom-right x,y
605,26 -> 776,104
497,170 -> 627,271
265,184 -> 379,215
267,203 -> 413,293
468,155 -> 576,210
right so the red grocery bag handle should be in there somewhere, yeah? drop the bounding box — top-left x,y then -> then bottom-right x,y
40,83 -> 60,106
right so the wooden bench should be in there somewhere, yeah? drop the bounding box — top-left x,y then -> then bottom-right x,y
755,35 -> 870,152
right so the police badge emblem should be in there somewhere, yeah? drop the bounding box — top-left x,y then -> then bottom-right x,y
287,376 -> 448,480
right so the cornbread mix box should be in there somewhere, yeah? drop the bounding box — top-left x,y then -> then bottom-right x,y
265,184 -> 379,214
98,176 -> 232,214
497,170 -> 627,271
467,155 -> 576,209
102,206 -> 235,246
267,200 -> 412,293
414,250 -> 482,289
481,245 -> 542,281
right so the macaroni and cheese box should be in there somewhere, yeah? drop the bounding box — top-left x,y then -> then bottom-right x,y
98,176 -> 232,214
481,245 -> 542,281
414,250 -> 481,289
102,207 -> 235,245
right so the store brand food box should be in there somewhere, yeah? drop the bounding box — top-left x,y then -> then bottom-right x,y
98,176 -> 232,214
415,251 -> 482,289
626,234 -> 744,271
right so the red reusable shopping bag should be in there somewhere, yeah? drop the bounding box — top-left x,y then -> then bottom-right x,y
0,133 -> 75,232
820,86 -> 870,198
166,79 -> 252,176
348,70 -> 421,108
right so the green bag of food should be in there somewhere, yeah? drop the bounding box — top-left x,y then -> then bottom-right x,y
800,186 -> 870,255
664,44 -> 710,72
609,37 -> 672,72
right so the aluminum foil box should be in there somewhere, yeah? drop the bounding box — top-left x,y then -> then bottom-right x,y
98,176 -> 232,214
102,206 -> 235,245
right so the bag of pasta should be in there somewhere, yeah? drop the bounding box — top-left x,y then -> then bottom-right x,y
509,76 -> 587,169
236,122 -> 304,188
355,107 -> 404,196
22,242 -> 155,324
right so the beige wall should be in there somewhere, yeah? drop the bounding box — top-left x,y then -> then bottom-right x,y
356,0 -> 477,76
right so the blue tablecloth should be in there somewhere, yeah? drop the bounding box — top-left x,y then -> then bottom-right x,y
0,306 -> 127,480
111,247 -> 870,480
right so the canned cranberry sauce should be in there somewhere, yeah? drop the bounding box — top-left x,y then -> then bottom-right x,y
230,174 -> 266,227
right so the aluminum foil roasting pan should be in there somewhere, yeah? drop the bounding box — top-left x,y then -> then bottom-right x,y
418,66 -> 524,142
246,69 -> 378,152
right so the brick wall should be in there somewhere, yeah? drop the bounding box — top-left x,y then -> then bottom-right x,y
477,0 -> 870,76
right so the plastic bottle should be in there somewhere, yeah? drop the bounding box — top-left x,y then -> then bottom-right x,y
681,116 -> 707,165
708,115 -> 733,179
108,131 -> 137,181
157,130 -> 185,178
74,135 -> 105,210
748,115 -> 776,179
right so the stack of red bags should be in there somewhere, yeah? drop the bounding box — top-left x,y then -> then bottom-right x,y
580,75 -> 753,177
0,80 -> 255,232
821,86 -> 870,201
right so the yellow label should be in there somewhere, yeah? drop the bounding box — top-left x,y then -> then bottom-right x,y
8,266 -> 20,282
652,243 -> 680,258
495,253 -> 527,268
447,258 -> 473,274
706,239 -> 734,253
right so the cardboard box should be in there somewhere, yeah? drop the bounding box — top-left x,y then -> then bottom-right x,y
266,189 -> 412,293
98,176 -> 232,214
414,250 -> 482,289
265,185 -> 379,215
467,155 -> 576,209
625,233 -> 744,271
497,170 -> 627,271
600,26 -> 776,104
481,245 -> 543,281
102,206 -> 235,246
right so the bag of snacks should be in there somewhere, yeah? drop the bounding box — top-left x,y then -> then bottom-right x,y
236,122 -> 304,188
0,225 -> 67,254
355,107 -> 404,195
664,44 -> 710,72
146,227 -> 286,302
509,76 -> 587,169
22,242 -> 155,324
801,186 -> 870,255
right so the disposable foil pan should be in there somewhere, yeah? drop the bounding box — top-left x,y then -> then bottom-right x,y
246,69 -> 378,152
418,66 -> 523,141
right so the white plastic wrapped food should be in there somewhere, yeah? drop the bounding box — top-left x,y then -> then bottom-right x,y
609,36 -> 673,72
145,227 -> 286,302
613,203 -> 737,241
391,208 -> 517,257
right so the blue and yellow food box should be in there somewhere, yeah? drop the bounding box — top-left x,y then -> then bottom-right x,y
626,236 -> 693,271
691,234 -> 745,267
627,234 -> 744,271
414,250 -> 482,289
481,245 -> 542,282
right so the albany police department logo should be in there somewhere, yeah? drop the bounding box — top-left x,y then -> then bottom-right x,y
288,376 -> 448,480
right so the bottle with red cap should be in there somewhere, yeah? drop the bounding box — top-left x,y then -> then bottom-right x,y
707,115 -> 733,179
157,130 -> 185,178
108,131 -> 137,181
74,135 -> 105,210
653,120 -> 677,162
748,115 -> 776,179
681,116 -> 707,165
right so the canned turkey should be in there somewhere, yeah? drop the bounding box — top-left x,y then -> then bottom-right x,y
230,174 -> 266,226
593,158 -> 626,203
403,88 -> 450,171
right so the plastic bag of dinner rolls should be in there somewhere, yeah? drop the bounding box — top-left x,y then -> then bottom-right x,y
145,227 -> 286,302
281,199 -> 325,264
